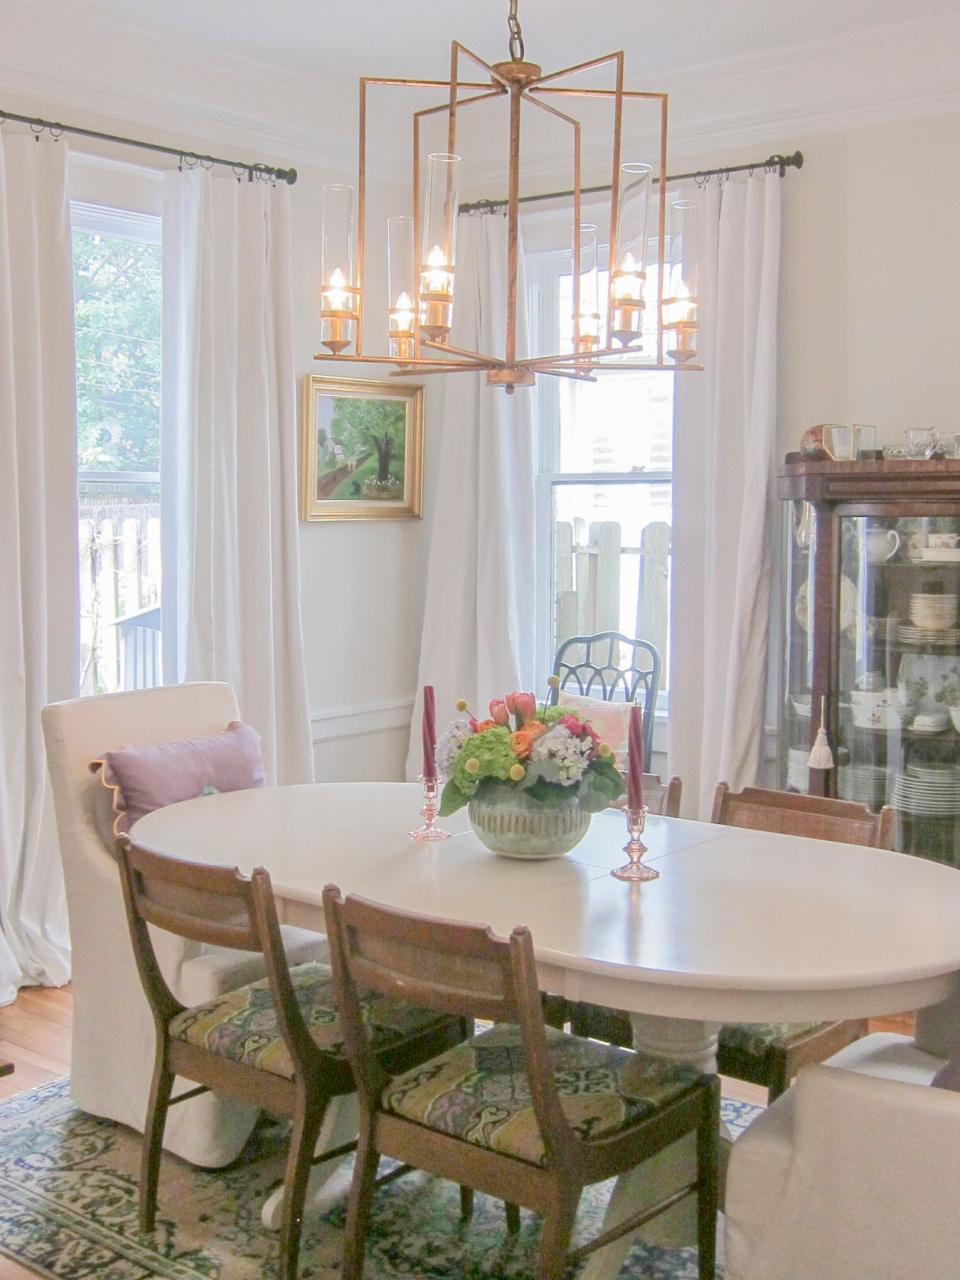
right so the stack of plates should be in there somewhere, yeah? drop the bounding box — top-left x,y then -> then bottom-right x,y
837,763 -> 888,808
898,623 -> 960,646
909,593 -> 958,630
891,764 -> 960,816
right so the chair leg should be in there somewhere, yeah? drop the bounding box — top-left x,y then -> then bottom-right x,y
342,1119 -> 380,1280
537,1183 -> 580,1280
278,1092 -> 327,1280
505,1201 -> 521,1235
139,1059 -> 174,1233
459,1186 -> 474,1222
696,1084 -> 720,1280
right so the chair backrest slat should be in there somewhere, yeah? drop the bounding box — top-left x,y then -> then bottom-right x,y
712,783 -> 894,849
334,892 -> 522,1023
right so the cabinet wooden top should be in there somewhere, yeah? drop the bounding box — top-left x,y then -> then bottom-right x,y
779,456 -> 960,503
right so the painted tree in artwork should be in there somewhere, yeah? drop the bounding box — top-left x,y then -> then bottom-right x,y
330,397 -> 405,484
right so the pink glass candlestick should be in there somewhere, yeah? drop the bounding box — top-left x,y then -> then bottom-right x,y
409,774 -> 451,842
611,805 -> 659,881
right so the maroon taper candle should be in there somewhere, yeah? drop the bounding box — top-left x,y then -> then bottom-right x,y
421,684 -> 437,781
627,704 -> 644,811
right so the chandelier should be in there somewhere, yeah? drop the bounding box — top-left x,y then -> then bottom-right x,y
314,0 -> 701,391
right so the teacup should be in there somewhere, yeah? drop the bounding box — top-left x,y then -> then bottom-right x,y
928,533 -> 959,550
865,527 -> 900,564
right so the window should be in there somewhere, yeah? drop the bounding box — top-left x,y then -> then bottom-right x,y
71,202 -> 162,695
527,243 -> 675,717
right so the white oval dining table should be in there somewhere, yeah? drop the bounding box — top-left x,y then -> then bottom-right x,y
134,781 -> 960,1278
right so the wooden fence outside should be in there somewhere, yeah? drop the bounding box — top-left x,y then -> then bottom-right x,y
555,519 -> 671,690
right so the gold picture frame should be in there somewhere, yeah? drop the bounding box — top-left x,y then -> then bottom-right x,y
300,375 -> 424,521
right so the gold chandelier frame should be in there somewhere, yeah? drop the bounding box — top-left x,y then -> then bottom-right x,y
314,34 -> 699,389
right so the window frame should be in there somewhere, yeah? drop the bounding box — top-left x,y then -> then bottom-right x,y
527,243 -> 675,741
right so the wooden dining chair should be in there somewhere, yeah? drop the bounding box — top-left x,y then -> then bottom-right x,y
116,837 -> 466,1280
322,885 -> 720,1280
564,784 -> 893,1102
566,773 -> 683,1042
709,784 -> 894,1099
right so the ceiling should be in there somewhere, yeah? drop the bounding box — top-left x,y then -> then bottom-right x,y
38,0 -> 960,86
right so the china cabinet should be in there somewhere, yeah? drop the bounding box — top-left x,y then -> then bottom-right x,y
779,458 -> 960,863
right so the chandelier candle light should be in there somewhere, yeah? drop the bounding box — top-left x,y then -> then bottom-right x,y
612,704 -> 659,882
410,683 -> 451,841
314,0 -> 702,391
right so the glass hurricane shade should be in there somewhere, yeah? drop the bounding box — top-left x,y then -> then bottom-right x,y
419,153 -> 460,341
610,162 -> 651,347
664,198 -> 699,363
319,184 -> 359,354
574,223 -> 601,353
387,215 -> 416,361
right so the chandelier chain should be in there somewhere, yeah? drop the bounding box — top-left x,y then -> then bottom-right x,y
507,0 -> 525,62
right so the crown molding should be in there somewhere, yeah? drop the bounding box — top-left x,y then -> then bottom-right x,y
0,63 -> 356,171
5,3 -> 960,186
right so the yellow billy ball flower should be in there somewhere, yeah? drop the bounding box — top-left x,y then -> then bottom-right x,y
509,762 -> 526,782
464,757 -> 480,775
547,675 -> 560,689
455,698 -> 468,712
598,742 -> 613,758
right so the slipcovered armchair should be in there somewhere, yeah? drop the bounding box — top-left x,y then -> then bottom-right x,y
725,1029 -> 959,1280
42,681 -> 325,1167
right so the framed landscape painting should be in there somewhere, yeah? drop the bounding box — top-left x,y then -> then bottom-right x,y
300,376 -> 424,521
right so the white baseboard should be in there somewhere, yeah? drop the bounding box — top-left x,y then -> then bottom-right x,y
310,697 -> 414,746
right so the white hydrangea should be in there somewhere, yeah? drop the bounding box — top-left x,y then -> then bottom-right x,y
529,724 -> 592,786
436,719 -> 474,777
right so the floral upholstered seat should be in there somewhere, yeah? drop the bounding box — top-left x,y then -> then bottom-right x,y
718,1021 -> 826,1057
381,1023 -> 701,1168
169,962 -> 450,1080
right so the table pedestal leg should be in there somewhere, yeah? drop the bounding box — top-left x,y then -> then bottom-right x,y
579,1013 -> 722,1280
261,1093 -> 359,1230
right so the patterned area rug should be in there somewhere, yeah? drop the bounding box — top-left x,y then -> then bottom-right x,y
0,1079 -> 760,1279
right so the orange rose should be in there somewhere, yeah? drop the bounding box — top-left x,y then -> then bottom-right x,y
509,720 -> 548,759
474,718 -> 499,733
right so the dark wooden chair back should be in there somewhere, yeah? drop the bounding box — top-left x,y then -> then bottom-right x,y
117,837 -> 321,1080
322,886 -> 576,1164
643,773 -> 682,818
549,631 -> 660,761
712,783 -> 895,848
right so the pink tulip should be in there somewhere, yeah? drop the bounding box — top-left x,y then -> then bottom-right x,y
513,692 -> 537,723
489,699 -> 510,726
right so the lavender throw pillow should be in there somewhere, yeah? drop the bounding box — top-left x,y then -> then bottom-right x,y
931,1050 -> 960,1092
91,720 -> 266,837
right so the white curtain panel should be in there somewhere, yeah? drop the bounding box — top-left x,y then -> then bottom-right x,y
0,132 -> 77,1003
405,214 -> 537,778
669,174 -> 782,818
161,169 -> 313,785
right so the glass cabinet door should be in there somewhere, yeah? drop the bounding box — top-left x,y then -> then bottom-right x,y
780,500 -> 817,794
837,512 -> 960,863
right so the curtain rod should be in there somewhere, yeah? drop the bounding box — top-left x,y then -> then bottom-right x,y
0,108 -> 298,185
459,150 -> 803,214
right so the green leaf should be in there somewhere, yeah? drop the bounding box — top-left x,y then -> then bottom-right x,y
438,778 -> 469,816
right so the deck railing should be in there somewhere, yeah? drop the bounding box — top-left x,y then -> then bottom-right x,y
78,473 -> 161,696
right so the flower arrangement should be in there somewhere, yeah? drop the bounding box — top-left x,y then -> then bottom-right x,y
437,685 -> 624,817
